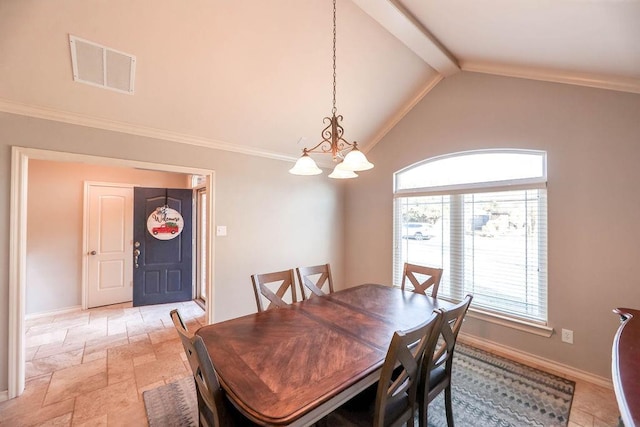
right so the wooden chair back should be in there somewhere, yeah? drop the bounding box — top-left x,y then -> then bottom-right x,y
192,335 -> 238,427
418,294 -> 473,427
296,263 -> 334,299
401,263 -> 443,298
251,269 -> 298,312
169,309 -> 199,375
373,310 -> 443,427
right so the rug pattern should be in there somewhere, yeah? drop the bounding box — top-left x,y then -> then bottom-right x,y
143,343 -> 575,427
425,343 -> 575,427
143,376 -> 198,427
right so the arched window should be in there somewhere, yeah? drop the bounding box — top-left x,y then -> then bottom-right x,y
393,149 -> 548,325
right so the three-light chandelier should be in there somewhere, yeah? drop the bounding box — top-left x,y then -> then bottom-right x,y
289,0 -> 374,179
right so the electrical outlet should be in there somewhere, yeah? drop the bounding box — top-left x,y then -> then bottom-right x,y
561,328 -> 573,344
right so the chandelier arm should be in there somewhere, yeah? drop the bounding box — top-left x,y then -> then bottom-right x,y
302,114 -> 356,157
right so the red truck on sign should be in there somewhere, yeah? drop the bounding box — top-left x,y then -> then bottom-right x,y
152,223 -> 179,235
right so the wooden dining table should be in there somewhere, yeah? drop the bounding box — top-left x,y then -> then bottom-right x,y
195,283 -> 453,426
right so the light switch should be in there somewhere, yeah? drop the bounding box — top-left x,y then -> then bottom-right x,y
216,225 -> 227,236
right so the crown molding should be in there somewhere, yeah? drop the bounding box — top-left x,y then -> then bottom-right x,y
462,61 -> 640,95
363,73 -> 443,154
0,99 -> 298,163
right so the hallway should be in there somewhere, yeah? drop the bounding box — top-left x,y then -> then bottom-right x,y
0,301 -> 204,426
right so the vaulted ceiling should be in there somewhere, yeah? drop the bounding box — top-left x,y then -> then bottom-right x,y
1,0 -> 638,165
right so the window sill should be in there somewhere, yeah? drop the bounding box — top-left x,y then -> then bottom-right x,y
467,307 -> 553,338
392,285 -> 553,337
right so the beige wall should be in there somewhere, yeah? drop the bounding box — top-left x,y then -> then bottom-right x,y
4,71 -> 638,390
0,112 -> 345,392
26,160 -> 188,315
344,71 -> 640,379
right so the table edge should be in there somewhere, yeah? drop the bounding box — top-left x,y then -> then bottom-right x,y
612,308 -> 639,427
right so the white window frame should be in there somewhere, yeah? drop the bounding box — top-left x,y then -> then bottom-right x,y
393,149 -> 552,337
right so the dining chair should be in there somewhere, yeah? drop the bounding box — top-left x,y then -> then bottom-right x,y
170,309 -> 200,375
417,294 -> 473,427
192,335 -> 258,427
401,263 -> 443,298
251,269 -> 298,312
296,263 -> 334,299
330,310 -> 444,427
171,308 -> 214,426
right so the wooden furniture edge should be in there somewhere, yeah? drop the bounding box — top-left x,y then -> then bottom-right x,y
612,308 -> 639,427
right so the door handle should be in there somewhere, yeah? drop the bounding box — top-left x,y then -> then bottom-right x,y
133,249 -> 141,268
89,250 -> 97,255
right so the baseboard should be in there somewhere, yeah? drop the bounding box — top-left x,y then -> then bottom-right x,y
25,305 -> 82,320
459,332 -> 613,389
0,389 -> 8,402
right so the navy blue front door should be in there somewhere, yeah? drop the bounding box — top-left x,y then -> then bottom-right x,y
133,187 -> 193,306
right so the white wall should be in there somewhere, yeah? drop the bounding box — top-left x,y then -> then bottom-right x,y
26,160 -> 188,315
344,71 -> 640,379
0,112 -> 345,393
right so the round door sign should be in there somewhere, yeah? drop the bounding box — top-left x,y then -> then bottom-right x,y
147,206 -> 184,240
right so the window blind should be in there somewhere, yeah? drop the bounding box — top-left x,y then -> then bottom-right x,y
394,189 -> 547,323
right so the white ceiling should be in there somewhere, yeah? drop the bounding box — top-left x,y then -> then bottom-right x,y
400,0 -> 640,79
0,0 -> 638,164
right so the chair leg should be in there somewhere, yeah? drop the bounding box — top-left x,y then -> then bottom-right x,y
418,398 -> 426,427
423,404 -> 428,427
444,385 -> 454,427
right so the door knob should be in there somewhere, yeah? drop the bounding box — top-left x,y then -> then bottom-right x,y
89,250 -> 97,255
133,249 -> 141,268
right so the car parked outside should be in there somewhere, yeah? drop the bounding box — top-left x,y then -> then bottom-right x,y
402,223 -> 433,240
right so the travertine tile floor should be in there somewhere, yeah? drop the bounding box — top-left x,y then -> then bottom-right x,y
0,301 -> 204,426
0,301 -> 621,426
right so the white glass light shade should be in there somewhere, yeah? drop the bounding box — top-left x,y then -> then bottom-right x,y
341,148 -> 374,171
289,154 -> 323,175
328,162 -> 358,179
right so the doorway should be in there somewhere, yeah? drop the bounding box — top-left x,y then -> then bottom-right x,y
195,187 -> 208,302
133,187 -> 193,306
84,184 -> 199,309
85,183 -> 134,308
8,146 -> 215,398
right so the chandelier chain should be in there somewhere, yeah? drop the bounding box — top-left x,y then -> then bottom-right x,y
288,0 -> 373,176
332,0 -> 337,115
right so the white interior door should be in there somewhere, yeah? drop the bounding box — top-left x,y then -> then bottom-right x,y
86,183 -> 134,308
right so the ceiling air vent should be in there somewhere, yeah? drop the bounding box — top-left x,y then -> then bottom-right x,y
69,35 -> 136,94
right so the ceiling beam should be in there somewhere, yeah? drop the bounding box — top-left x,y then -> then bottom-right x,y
351,0 -> 460,76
